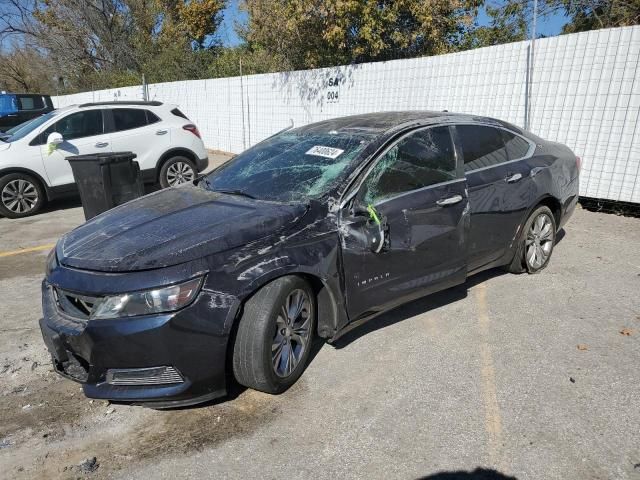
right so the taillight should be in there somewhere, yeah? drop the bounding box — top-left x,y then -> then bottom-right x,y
183,124 -> 201,139
576,156 -> 582,172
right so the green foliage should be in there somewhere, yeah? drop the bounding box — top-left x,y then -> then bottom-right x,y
239,0 -> 481,70
556,0 -> 640,32
464,2 -> 529,48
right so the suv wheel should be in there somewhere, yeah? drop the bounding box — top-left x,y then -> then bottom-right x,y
159,156 -> 196,188
232,276 -> 316,394
0,173 -> 45,218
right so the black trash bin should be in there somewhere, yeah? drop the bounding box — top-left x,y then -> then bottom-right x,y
67,151 -> 144,220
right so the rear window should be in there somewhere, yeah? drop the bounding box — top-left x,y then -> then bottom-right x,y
18,95 -> 44,110
113,108 -> 148,131
171,108 -> 189,120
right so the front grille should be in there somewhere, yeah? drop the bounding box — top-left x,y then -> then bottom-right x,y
54,288 -> 101,319
105,366 -> 184,386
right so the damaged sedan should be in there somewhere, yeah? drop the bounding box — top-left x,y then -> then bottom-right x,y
40,111 -> 579,407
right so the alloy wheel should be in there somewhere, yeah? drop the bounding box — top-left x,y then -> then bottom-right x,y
166,161 -> 195,186
525,213 -> 554,269
1,179 -> 39,214
272,289 -> 312,378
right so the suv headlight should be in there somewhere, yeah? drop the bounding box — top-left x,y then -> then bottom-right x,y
91,277 -> 203,320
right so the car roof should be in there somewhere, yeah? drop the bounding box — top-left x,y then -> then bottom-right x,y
295,110 -> 524,137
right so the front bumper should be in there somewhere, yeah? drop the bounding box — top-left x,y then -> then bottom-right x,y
39,280 -> 233,407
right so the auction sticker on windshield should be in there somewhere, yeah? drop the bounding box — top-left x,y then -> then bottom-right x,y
306,145 -> 344,159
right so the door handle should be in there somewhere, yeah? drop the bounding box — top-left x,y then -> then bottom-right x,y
505,173 -> 523,183
155,129 -> 168,135
436,194 -> 463,207
95,142 -> 109,148
530,166 -> 547,177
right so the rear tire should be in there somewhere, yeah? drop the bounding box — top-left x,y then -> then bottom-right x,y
505,205 -> 556,274
0,173 -> 45,219
232,276 -> 316,394
159,156 -> 196,188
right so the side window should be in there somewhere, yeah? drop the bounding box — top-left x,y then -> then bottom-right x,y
171,108 -> 189,120
113,108 -> 148,131
17,95 -> 44,111
458,125 -> 508,172
361,126 -> 456,204
39,109 -> 104,143
502,130 -> 531,160
146,110 -> 161,124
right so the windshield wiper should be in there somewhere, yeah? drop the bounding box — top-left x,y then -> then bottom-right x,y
213,189 -> 257,200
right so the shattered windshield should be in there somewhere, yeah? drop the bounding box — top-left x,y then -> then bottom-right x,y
202,130 -> 372,202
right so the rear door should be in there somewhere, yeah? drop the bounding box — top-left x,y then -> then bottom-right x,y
106,108 -> 170,172
37,108 -> 112,187
340,126 -> 469,321
454,124 -> 535,271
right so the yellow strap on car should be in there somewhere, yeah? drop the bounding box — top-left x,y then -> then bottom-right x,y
367,204 -> 381,225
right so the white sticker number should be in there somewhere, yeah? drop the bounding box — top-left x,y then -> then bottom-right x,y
306,145 -> 344,159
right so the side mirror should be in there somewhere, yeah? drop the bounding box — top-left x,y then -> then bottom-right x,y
47,132 -> 63,145
345,199 -> 389,253
350,198 -> 369,217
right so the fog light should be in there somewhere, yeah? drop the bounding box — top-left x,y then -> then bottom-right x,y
105,366 -> 184,386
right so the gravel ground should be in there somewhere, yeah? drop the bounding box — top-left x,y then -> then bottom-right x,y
0,163 -> 638,479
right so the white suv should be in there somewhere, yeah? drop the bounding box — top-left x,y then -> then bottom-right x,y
0,101 -> 208,218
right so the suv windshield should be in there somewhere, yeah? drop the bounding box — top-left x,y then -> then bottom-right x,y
202,130 -> 372,202
2,110 -> 59,142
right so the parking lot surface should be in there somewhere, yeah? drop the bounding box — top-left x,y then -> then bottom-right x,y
0,159 -> 638,479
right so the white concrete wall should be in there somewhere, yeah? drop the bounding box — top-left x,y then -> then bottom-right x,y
54,26 -> 640,204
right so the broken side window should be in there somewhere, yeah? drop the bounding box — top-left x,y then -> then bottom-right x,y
362,126 -> 456,204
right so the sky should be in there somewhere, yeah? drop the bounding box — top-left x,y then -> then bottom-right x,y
216,1 -> 571,48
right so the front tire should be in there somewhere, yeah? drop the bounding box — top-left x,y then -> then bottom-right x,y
0,173 -> 45,218
506,205 -> 556,274
159,156 -> 196,188
232,276 -> 316,394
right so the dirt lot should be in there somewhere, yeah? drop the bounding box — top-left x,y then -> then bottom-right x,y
0,159 -> 639,479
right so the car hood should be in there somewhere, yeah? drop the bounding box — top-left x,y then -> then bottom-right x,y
57,185 -> 307,272
0,142 -> 11,152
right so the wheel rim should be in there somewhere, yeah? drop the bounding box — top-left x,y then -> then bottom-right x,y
272,289 -> 312,378
1,179 -> 39,214
525,213 -> 554,269
166,162 -> 195,186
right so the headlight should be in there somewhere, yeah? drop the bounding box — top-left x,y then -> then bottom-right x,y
45,249 -> 58,276
91,277 -> 203,320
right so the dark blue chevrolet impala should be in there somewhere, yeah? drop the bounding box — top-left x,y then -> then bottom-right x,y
40,111 -> 580,407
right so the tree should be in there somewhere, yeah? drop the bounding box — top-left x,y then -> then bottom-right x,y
464,2 -> 529,48
239,0 -> 482,70
0,0 -> 226,92
556,0 -> 640,32
0,47 -> 54,92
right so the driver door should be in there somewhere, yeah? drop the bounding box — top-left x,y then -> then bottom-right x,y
339,126 -> 469,321
37,109 -> 111,187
